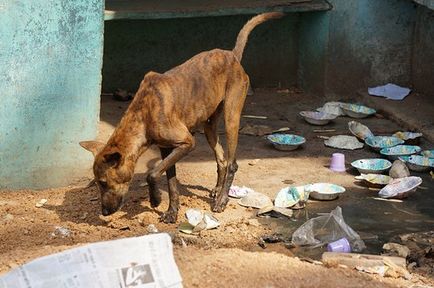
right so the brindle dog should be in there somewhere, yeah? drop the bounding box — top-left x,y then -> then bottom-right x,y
80,12 -> 284,223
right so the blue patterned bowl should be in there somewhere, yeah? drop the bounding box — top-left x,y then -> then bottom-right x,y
305,183 -> 345,201
421,150 -> 434,159
399,155 -> 434,172
380,145 -> 421,160
365,136 -> 404,151
267,134 -> 306,151
351,158 -> 392,174
341,103 -> 376,118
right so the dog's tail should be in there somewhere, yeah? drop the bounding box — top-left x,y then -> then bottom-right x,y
232,12 -> 284,62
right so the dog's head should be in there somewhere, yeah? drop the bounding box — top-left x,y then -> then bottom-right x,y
80,141 -> 134,216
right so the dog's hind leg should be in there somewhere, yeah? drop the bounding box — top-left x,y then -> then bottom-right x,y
212,77 -> 249,212
147,128 -> 195,223
204,104 -> 227,199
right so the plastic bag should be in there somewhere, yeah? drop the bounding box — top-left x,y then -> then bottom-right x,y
292,206 -> 365,252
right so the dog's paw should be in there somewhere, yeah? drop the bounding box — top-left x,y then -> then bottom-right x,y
212,196 -> 229,213
160,210 -> 177,224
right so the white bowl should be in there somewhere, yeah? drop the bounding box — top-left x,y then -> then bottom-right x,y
299,111 -> 337,126
305,183 -> 345,201
378,176 -> 422,199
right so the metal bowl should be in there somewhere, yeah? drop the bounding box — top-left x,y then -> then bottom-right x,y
399,155 -> 434,172
341,103 -> 376,119
351,158 -> 392,174
355,173 -> 391,189
380,145 -> 421,161
378,176 -> 422,199
267,134 -> 306,151
393,131 -> 423,145
365,136 -> 404,151
348,121 -> 374,140
305,183 -> 345,201
299,111 -> 337,126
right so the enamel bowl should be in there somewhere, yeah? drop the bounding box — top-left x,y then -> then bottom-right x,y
299,111 -> 337,126
393,131 -> 423,145
378,176 -> 422,199
341,103 -> 376,119
380,145 -> 422,161
274,186 -> 309,208
267,134 -> 306,151
365,136 -> 404,151
348,121 -> 374,140
399,155 -> 434,172
351,158 -> 392,174
305,183 -> 345,201
421,150 -> 434,158
355,173 -> 392,188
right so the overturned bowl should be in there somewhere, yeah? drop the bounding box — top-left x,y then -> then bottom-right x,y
299,111 -> 337,126
267,134 -> 306,151
355,173 -> 391,188
378,176 -> 422,199
393,131 -> 423,145
351,158 -> 392,174
399,155 -> 434,172
365,136 -> 404,151
421,150 -> 434,159
380,145 -> 422,161
305,183 -> 345,201
341,103 -> 376,119
348,121 -> 374,140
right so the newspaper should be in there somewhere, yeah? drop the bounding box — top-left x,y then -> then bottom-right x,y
0,233 -> 182,288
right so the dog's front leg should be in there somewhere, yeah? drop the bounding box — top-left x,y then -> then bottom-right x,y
147,137 -> 195,223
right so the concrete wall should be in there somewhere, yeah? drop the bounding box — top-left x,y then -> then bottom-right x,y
0,0 -> 104,189
412,4 -> 434,95
102,15 -> 298,92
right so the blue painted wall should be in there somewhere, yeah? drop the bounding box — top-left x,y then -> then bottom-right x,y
0,0 -> 104,189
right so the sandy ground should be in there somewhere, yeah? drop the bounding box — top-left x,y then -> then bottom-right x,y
1,89 -> 433,287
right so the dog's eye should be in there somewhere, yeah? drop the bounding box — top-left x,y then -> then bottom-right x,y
98,180 -> 108,189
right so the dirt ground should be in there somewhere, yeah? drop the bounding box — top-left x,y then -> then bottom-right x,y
1,88 -> 433,287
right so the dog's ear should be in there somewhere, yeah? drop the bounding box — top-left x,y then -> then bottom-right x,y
79,141 -> 105,157
103,151 -> 122,168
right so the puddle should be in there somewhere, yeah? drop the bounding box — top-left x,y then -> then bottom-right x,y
257,173 -> 434,259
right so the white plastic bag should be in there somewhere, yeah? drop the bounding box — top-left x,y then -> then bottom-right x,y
292,206 -> 365,252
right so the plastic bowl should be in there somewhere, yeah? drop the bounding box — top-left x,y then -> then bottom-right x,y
380,145 -> 421,161
305,183 -> 345,201
365,136 -> 404,151
341,103 -> 376,119
399,155 -> 434,172
393,131 -> 423,145
267,134 -> 306,151
299,111 -> 337,126
355,173 -> 391,188
351,158 -> 392,174
348,121 -> 374,140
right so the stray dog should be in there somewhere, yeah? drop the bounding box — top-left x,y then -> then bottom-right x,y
80,12 -> 284,223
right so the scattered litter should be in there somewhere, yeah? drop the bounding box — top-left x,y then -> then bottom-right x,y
239,124 -> 272,136
351,158 -> 392,174
368,83 -> 411,100
316,102 -> 345,116
35,199 -> 47,208
330,152 -> 346,172
355,174 -> 391,188
261,234 -> 285,244
113,88 -> 134,101
267,134 -> 306,151
274,186 -> 308,208
380,145 -> 422,161
327,238 -> 351,253
305,183 -> 345,201
348,121 -> 374,140
399,155 -> 434,172
179,209 -> 220,234
144,224 -> 158,234
365,136 -> 404,151
373,197 -> 403,203
242,115 -> 267,119
272,127 -> 291,133
0,234 -> 182,287
383,242 -> 410,258
378,176 -> 422,199
389,160 -> 410,178
299,111 -> 337,126
238,191 -> 273,209
229,185 -> 253,198
258,238 -> 267,249
292,206 -> 365,252
51,226 -> 71,238
341,103 -> 376,119
324,135 -> 364,150
313,129 -> 336,133
393,131 -> 423,145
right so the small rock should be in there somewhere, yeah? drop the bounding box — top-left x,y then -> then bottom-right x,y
147,224 -> 158,233
248,159 -> 260,166
119,225 -> 130,231
383,242 -> 411,258
247,218 -> 261,227
52,226 -> 71,237
35,199 -> 47,208
258,238 -> 267,249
